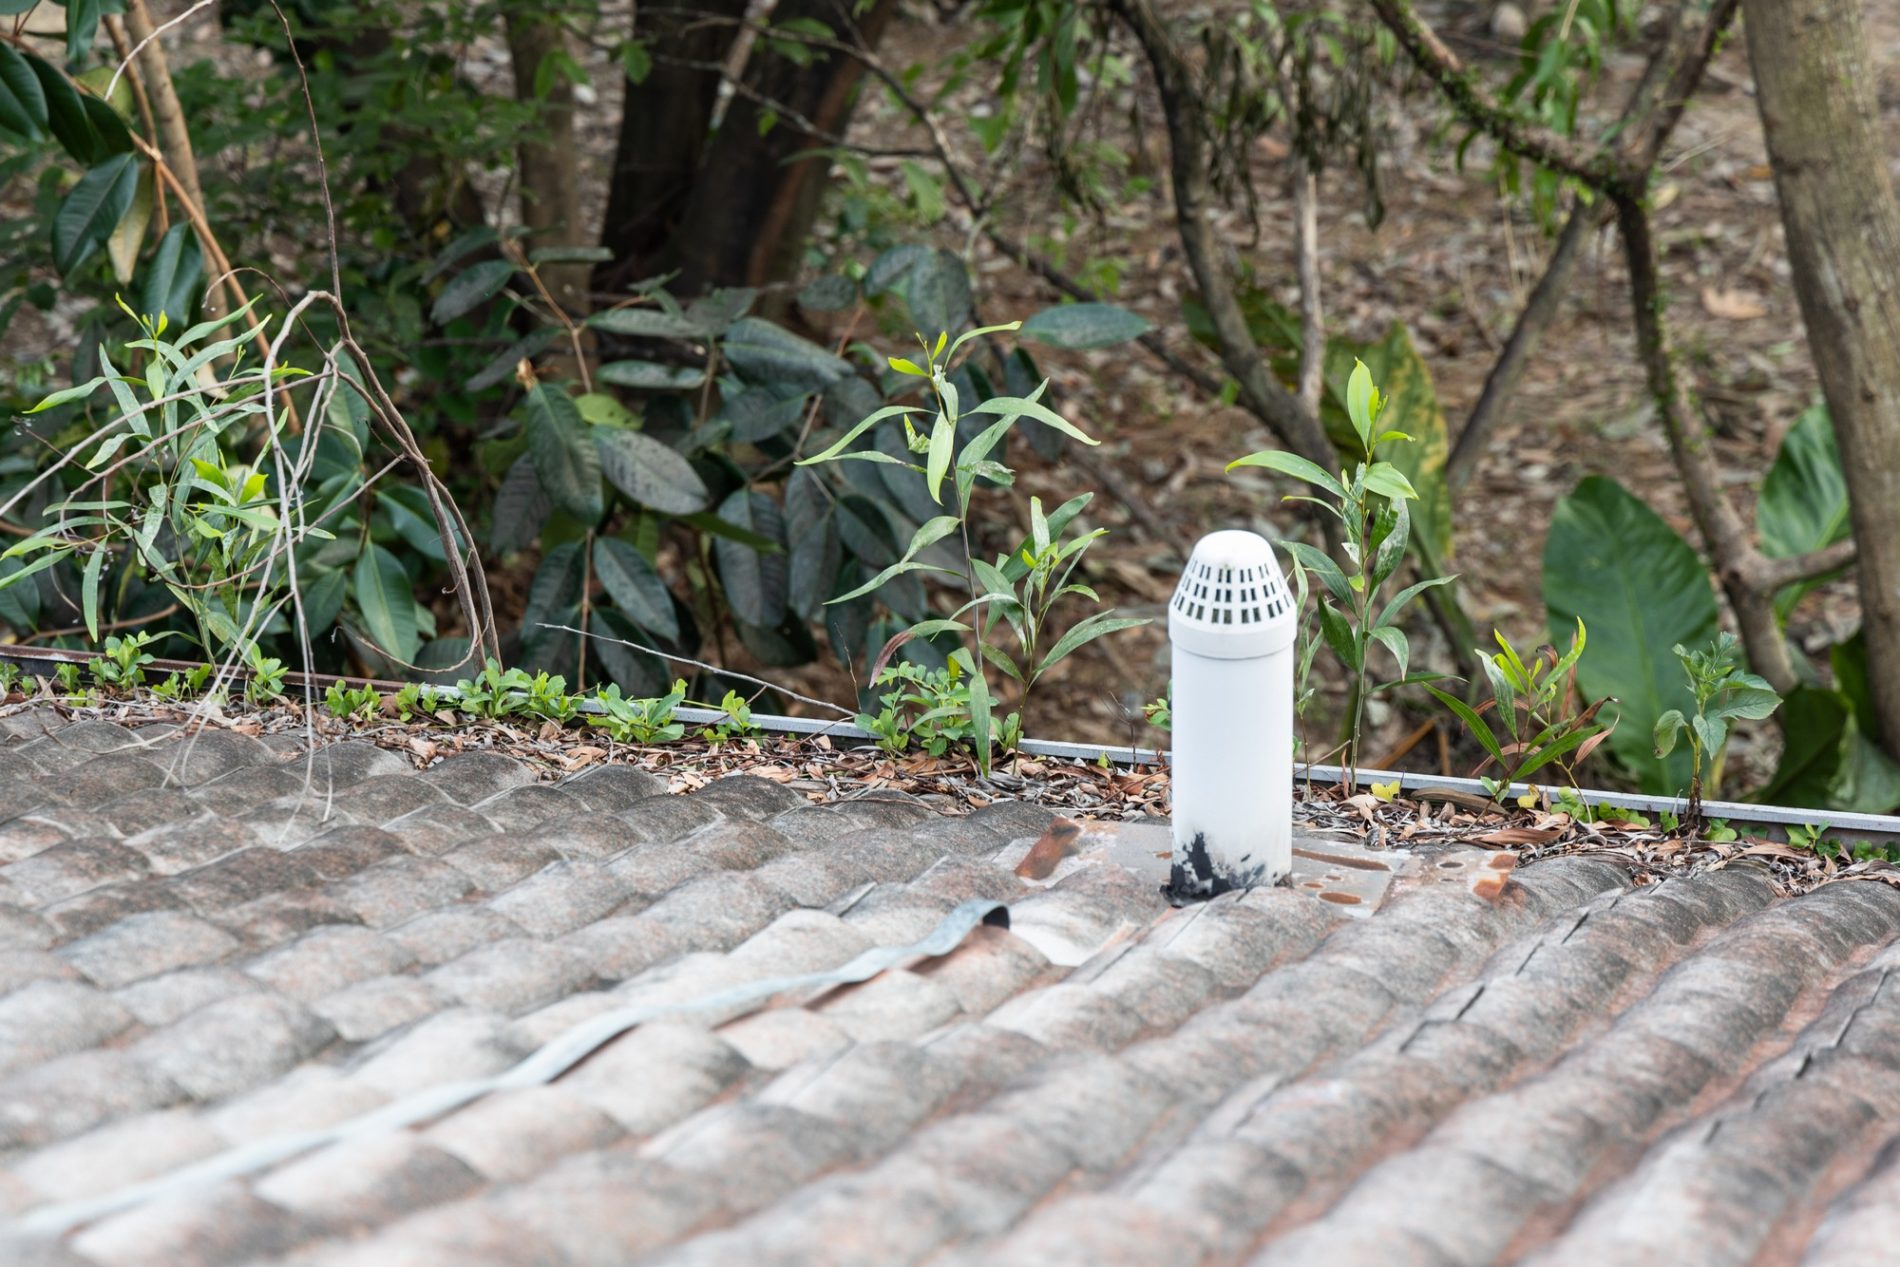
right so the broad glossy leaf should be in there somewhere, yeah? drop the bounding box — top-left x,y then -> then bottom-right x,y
430,259 -> 516,324
1757,403 -> 1851,618
596,360 -> 705,391
585,306 -> 706,339
352,543 -> 419,663
0,45 -> 46,140
864,243 -> 931,296
140,223 -> 203,332
784,468 -> 840,620
523,385 -> 604,523
52,152 -> 139,276
721,317 -> 851,392
798,273 -> 857,312
594,535 -> 679,640
596,427 -> 708,515
467,328 -> 558,392
105,162 -> 154,284
1228,449 -> 1345,498
522,540 -> 583,635
65,0 -> 104,63
490,456 -> 551,554
1019,302 -> 1151,349
1543,475 -> 1717,794
590,607 -> 670,696
900,249 -> 972,340
713,489 -> 788,628
300,568 -> 347,635
79,94 -> 131,157
30,54 -> 99,161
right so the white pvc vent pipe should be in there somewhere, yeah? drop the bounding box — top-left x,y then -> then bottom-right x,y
1167,530 -> 1296,898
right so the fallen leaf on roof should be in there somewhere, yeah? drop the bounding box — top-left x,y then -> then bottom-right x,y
1016,816 -> 1082,880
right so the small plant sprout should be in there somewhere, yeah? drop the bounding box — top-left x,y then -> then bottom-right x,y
799,322 -> 1146,775
856,657 -> 1022,759
391,682 -> 439,722
1425,621 -> 1613,803
323,683 -> 382,721
90,632 -> 162,691
1143,683 -> 1172,732
589,680 -> 687,744
700,689 -> 759,744
244,648 -> 289,705
1653,633 -> 1782,824
1228,358 -> 1453,785
54,662 -> 82,696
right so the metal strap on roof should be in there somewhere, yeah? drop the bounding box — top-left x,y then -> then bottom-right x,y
12,898 -> 1011,1240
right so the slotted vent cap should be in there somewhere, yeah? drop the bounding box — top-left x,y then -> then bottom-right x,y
1169,530 -> 1296,659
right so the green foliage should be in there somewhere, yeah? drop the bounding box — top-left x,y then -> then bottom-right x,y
1757,403 -> 1852,620
1542,475 -> 1719,794
1425,621 -> 1610,799
1652,633 -> 1781,818
699,689 -> 759,744
589,680 -> 687,744
1144,683 -> 1171,732
89,631 -> 160,690
857,657 -> 1022,758
1230,358 -> 1453,779
243,648 -> 287,705
324,682 -> 383,721
799,321 -> 1145,773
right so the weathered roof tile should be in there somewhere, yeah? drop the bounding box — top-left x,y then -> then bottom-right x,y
129,992 -> 334,1101
58,911 -> 240,988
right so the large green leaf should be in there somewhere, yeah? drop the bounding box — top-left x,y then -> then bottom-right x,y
596,427 -> 707,515
596,360 -> 706,391
899,248 -> 972,339
52,152 -> 139,276
593,536 -> 679,640
1543,475 -> 1718,794
1758,685 -> 1900,814
523,385 -> 603,523
721,317 -> 851,392
490,455 -> 551,554
0,45 -> 47,140
784,468 -> 840,620
140,223 -> 204,332
352,543 -> 419,664
713,489 -> 788,628
523,540 -> 584,636
1757,403 -> 1851,620
1323,322 -> 1452,562
430,259 -> 516,324
29,53 -> 99,162
590,607 -> 670,696
1020,302 -> 1152,349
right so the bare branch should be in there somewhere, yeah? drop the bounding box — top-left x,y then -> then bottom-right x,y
1366,0 -> 1635,198
1749,539 -> 1859,592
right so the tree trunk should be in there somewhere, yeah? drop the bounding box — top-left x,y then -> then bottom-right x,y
1744,0 -> 1900,759
594,0 -> 750,290
506,11 -> 587,314
660,0 -> 898,295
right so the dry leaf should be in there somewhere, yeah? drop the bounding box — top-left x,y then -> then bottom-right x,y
1700,287 -> 1768,320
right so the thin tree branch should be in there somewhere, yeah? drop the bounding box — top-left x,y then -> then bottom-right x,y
1367,0 -> 1634,198
1449,196 -> 1606,490
1618,197 -> 1796,692
1292,163 -> 1324,416
1113,0 -> 1337,471
1749,540 -> 1859,592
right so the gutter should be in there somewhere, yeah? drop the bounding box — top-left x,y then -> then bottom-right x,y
3,643 -> 1897,845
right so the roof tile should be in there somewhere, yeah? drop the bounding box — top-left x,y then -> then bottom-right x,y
558,764 -> 665,813
423,939 -> 594,1014
423,1085 -> 622,1183
0,1049 -> 183,1150
309,974 -> 447,1043
123,815 -> 257,876
0,979 -> 134,1076
417,752 -> 534,804
487,861 -> 633,937
35,755 -> 169,810
554,1020 -> 750,1134
489,1149 -> 723,1266
437,834 -> 561,891
329,856 -> 475,928
348,1010 -> 529,1098
253,1133 -> 483,1232
113,967 -> 260,1028
1,840 -> 150,908
129,992 -> 335,1101
245,925 -> 418,1001
10,1108 -> 224,1205
692,774 -> 809,821
385,907 -> 530,967
65,1180 -> 310,1267
378,803 -> 498,856
468,784 -> 586,833
58,910 -> 240,988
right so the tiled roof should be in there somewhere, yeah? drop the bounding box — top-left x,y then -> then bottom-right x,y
1,703 -> 1899,1264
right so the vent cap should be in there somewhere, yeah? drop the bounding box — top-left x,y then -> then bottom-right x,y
1168,530 -> 1296,659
